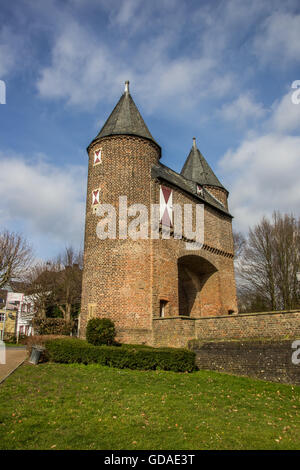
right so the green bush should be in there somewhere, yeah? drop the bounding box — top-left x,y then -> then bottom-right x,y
4,333 -> 17,343
86,318 -> 116,346
33,318 -> 73,336
25,335 -> 71,355
44,338 -> 196,372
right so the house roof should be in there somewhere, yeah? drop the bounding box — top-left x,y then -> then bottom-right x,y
89,81 -> 160,150
181,138 -> 226,191
151,162 -> 232,218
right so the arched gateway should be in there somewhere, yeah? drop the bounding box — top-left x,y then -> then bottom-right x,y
178,255 -> 217,317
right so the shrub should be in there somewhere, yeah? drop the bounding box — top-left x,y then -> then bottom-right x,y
25,335 -> 71,355
86,318 -> 116,346
4,333 -> 17,343
33,318 -> 73,336
44,338 -> 196,372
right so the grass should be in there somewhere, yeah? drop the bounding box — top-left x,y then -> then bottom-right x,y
0,363 -> 299,450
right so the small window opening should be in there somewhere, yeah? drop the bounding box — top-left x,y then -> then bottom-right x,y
88,303 -> 97,320
160,300 -> 168,318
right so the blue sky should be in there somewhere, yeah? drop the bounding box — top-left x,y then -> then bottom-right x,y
0,0 -> 300,260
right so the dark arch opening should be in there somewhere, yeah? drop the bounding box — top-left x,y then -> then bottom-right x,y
177,255 -> 217,316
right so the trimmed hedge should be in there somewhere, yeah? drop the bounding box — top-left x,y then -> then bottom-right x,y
25,335 -> 71,354
44,338 -> 196,372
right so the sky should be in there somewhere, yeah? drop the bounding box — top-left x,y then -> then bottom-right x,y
0,0 -> 300,260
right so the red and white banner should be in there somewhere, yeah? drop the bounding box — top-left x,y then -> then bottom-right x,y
160,186 -> 173,226
92,189 -> 100,205
197,184 -> 203,196
94,149 -> 102,165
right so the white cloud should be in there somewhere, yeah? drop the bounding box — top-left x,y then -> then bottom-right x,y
218,93 -> 266,125
36,0 -> 298,117
0,154 -> 86,251
219,78 -> 300,235
36,13 -> 237,116
0,44 -> 15,77
112,0 -> 141,26
220,129 -> 300,233
268,88 -> 300,133
253,11 -> 300,65
0,27 -> 22,77
37,21 -> 128,107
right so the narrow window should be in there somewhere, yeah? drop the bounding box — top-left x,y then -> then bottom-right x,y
159,300 -> 168,318
88,303 -> 97,320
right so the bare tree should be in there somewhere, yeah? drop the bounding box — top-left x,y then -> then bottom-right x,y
51,247 -> 83,322
233,231 -> 246,259
272,212 -> 300,310
237,212 -> 300,312
24,262 -> 56,318
0,230 -> 33,289
25,247 -> 82,321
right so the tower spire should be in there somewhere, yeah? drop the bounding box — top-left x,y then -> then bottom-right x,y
89,81 -> 160,151
181,138 -> 225,190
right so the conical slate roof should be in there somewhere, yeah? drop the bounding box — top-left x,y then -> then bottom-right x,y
181,138 -> 225,190
92,81 -> 159,148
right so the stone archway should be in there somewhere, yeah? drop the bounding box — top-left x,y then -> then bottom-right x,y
178,255 -> 218,317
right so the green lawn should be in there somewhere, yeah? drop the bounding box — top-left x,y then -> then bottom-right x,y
0,363 -> 299,450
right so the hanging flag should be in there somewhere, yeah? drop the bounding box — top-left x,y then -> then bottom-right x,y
94,149 -> 102,165
197,184 -> 203,196
92,189 -> 100,205
160,186 -> 173,226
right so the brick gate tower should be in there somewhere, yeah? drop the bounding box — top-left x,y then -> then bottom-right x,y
79,82 -> 238,347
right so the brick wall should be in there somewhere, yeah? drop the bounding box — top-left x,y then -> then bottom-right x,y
195,310 -> 300,341
189,339 -> 300,385
152,310 -> 300,348
80,132 -> 238,342
204,185 -> 228,209
80,135 -> 160,339
150,181 -> 237,319
152,317 -> 196,348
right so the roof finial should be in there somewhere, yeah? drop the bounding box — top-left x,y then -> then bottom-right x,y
193,137 -> 196,149
125,80 -> 130,94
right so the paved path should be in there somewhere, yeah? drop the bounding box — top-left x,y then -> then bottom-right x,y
0,347 -> 28,383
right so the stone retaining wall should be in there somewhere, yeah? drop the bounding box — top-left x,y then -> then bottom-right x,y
152,310 -> 300,348
195,310 -> 300,341
189,339 -> 300,385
